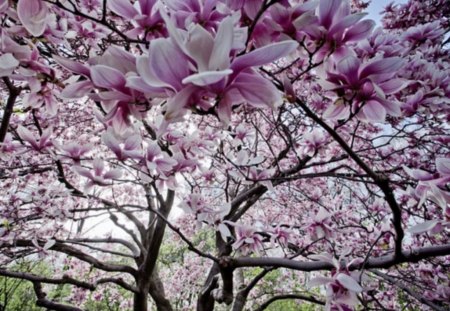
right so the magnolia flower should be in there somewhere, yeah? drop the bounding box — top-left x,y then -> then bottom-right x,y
17,126 -> 53,152
73,159 -> 122,189
270,225 -> 291,248
0,133 -> 22,160
56,142 -> 92,163
102,131 -> 142,161
305,207 -> 334,240
232,224 -> 264,255
308,252 -> 363,311
130,11 -> 299,124
32,238 -> 55,258
107,0 -> 163,39
144,142 -> 177,177
405,158 -> 450,235
300,129 -> 327,157
324,55 -> 406,122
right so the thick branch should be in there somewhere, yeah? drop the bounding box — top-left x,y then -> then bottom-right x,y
33,282 -> 82,311
231,244 -> 450,271
0,78 -> 21,143
6,240 -> 137,276
0,269 -> 95,290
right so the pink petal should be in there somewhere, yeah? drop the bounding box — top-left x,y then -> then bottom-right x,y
138,0 -> 154,15
329,13 -> 366,37
233,72 -> 281,108
17,0 -> 48,37
337,56 -> 361,86
359,57 -> 404,79
362,100 -> 386,122
378,79 -> 407,95
126,75 -> 167,95
90,65 -> 126,90
102,132 -> 122,158
104,168 -> 122,180
53,55 -> 90,77
17,126 -> 38,150
124,135 -> 141,150
61,80 -> 93,99
336,274 -> 363,292
318,0 -> 341,28
108,0 -> 138,19
436,158 -> 450,175
231,40 -> 299,74
407,220 -> 439,235
148,39 -> 189,90
182,69 -> 232,86
209,17 -> 234,70
72,166 -> 93,179
343,20 -> 375,42
0,53 -> 19,75
136,56 -> 172,90
184,25 -> 214,72
323,99 -> 349,119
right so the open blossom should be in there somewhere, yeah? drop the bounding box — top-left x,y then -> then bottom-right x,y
56,142 -> 92,163
232,224 -> 264,255
300,129 -> 327,157
72,159 -> 122,189
107,0 -> 164,39
324,55 -> 406,122
130,11 -> 299,123
308,252 -> 364,311
0,134 -> 22,161
305,207 -> 334,240
143,142 -> 177,177
17,126 -> 53,152
32,238 -> 55,259
405,158 -> 450,235
102,130 -> 142,161
270,225 -> 291,248
181,194 -> 232,240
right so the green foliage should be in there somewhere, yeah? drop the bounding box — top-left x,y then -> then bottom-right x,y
0,261 -> 50,311
265,299 -> 318,311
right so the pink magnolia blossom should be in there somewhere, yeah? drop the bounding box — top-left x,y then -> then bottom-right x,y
324,55 -> 406,122
232,224 -> 264,255
17,126 -> 53,152
308,252 -> 364,311
72,159 -> 122,189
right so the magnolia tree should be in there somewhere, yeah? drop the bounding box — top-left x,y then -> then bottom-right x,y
0,0 -> 449,310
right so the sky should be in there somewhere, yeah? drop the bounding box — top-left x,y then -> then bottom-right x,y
366,0 -> 407,24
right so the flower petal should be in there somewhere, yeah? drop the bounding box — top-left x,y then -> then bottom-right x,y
407,220 -> 439,235
231,41 -> 299,74
108,0 -> 138,19
182,69 -> 232,86
359,57 -> 404,79
90,65 -> 126,90
17,0 -> 48,37
336,273 -> 363,293
209,16 -> 234,71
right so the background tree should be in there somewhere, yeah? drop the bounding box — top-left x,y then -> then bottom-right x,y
0,0 -> 449,310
